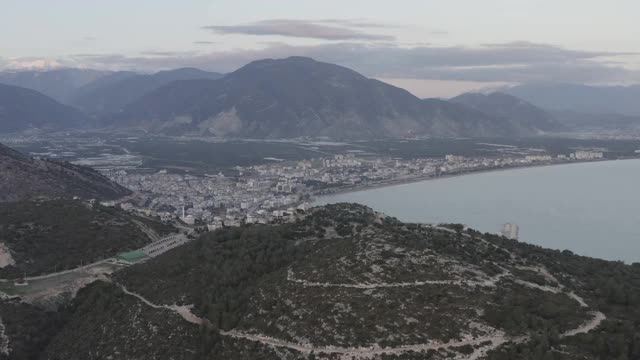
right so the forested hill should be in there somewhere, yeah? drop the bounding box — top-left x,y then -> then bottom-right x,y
0,200 -> 175,278
9,203 -> 637,360
0,142 -> 131,202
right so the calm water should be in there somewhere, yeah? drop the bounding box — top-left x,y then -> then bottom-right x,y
315,159 -> 640,263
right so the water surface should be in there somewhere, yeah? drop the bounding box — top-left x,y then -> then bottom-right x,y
315,160 -> 640,262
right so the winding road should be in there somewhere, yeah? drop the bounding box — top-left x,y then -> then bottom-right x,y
286,269 -> 509,289
116,262 -> 606,360
111,226 -> 606,359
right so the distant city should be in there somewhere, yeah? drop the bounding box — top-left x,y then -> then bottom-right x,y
98,149 -> 606,230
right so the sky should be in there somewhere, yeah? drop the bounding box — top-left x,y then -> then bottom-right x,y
1,0 -> 639,97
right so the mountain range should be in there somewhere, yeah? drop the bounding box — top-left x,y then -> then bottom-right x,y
0,68 -> 111,103
503,82 -> 640,117
109,57 -> 562,138
109,57 -> 520,138
1,57 -> 638,138
69,68 -> 223,115
0,142 -> 131,202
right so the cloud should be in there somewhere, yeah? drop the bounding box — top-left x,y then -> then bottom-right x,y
11,42 -> 639,85
244,42 -> 638,84
193,41 -> 217,45
1,57 -> 69,71
313,18 -> 399,29
141,50 -> 199,57
203,19 -> 395,41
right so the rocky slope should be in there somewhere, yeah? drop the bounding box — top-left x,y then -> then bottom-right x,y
109,57 -> 522,139
0,143 -> 131,202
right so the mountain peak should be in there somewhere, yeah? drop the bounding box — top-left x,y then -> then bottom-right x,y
110,58 -> 541,139
234,56 -> 358,77
244,56 -> 317,66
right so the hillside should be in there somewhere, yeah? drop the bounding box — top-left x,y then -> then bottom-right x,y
450,92 -> 562,134
27,203 -> 640,359
0,299 -> 63,360
0,84 -> 88,133
71,68 -> 223,115
0,200 -> 171,278
110,57 -> 523,139
0,143 -> 131,202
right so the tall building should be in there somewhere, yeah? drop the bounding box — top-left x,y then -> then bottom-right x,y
501,223 -> 519,240
445,154 -> 465,163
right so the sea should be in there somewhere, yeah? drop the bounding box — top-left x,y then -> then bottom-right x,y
315,159 -> 640,263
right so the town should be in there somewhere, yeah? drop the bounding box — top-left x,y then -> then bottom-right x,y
100,149 -> 606,230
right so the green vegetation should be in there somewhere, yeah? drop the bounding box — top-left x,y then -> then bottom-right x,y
130,214 -> 177,237
477,231 -> 640,359
116,223 -> 307,329
39,282 -> 301,360
0,299 -> 65,360
42,281 -> 201,360
5,203 -> 640,359
483,284 -> 584,335
113,203 -> 585,352
112,138 -> 324,173
0,200 -> 171,278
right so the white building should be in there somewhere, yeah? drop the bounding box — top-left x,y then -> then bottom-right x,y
573,150 -> 604,160
422,166 -> 437,175
525,155 -> 552,162
445,155 -> 465,163
501,223 -> 519,240
181,215 -> 195,225
207,223 -> 223,231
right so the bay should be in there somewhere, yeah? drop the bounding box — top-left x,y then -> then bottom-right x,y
315,159 -> 640,262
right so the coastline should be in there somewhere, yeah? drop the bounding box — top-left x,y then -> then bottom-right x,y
312,158 -> 627,199
311,156 -> 640,263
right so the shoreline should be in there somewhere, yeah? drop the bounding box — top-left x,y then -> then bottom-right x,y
311,157 -> 640,263
313,158 -> 631,198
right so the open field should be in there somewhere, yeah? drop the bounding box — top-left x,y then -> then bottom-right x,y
5,134 -> 640,174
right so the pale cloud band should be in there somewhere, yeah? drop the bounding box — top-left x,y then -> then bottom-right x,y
203,19 -> 395,41
48,41 -> 639,85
